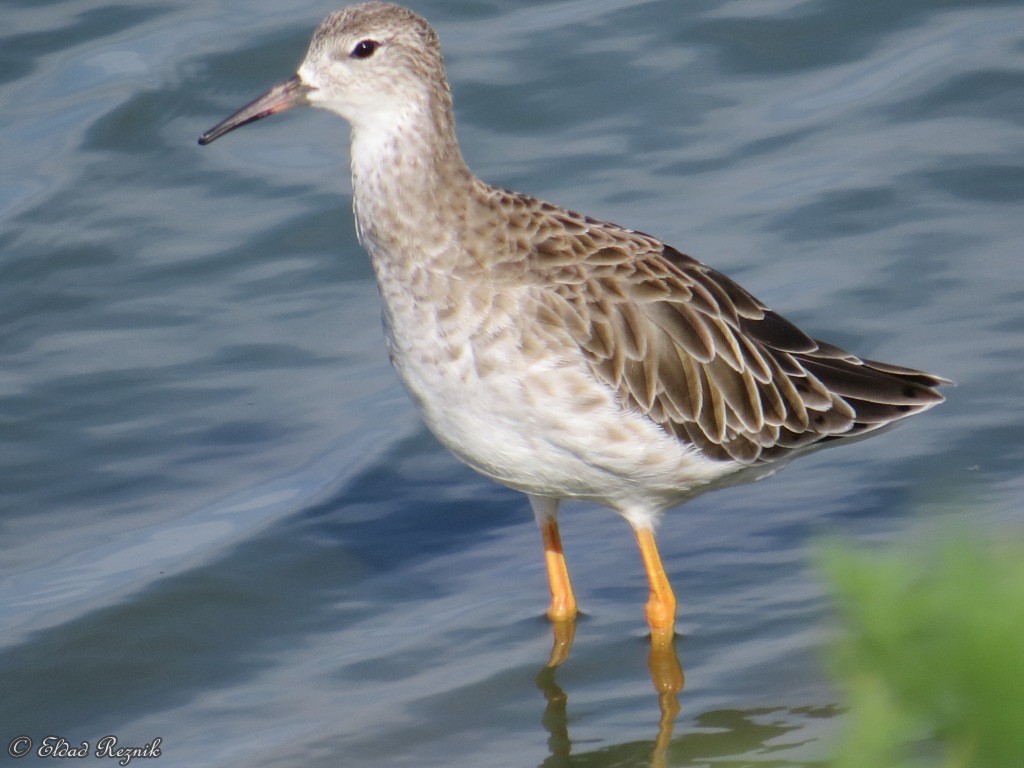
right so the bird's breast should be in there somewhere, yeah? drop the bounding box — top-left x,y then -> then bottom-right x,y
368,255 -> 737,507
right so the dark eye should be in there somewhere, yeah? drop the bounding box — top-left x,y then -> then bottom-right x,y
350,39 -> 378,59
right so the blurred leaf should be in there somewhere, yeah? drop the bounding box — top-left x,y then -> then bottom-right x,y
820,535 -> 1024,768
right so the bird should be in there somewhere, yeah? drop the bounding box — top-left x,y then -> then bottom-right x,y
199,2 -> 946,641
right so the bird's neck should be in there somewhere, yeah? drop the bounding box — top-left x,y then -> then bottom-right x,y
349,97 -> 474,271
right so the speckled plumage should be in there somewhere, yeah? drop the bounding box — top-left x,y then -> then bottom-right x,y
200,3 -> 946,636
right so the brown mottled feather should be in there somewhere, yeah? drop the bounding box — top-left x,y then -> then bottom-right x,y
495,191 -> 947,465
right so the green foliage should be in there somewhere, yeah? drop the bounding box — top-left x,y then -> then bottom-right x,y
821,536 -> 1024,768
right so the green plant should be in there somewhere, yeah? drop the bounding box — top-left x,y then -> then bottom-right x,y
821,535 -> 1024,768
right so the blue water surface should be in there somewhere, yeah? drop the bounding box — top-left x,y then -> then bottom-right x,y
2,0 -> 1022,766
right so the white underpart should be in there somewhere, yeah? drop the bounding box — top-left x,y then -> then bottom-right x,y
296,22 -> 745,532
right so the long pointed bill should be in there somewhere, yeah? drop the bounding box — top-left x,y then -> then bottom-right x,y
198,74 -> 312,145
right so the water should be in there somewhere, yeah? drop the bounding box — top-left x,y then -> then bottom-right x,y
2,0 -> 1022,765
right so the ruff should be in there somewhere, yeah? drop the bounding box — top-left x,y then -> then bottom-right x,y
199,2 -> 946,639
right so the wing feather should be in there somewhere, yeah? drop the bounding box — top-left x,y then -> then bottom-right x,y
517,204 -> 946,466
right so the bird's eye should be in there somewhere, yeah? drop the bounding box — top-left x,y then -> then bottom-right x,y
350,39 -> 378,59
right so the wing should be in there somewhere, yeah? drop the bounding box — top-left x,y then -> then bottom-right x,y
522,209 -> 946,464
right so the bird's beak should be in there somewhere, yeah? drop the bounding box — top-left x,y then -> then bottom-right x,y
198,74 -> 313,145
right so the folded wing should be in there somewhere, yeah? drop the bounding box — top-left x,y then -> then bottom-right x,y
529,222 -> 946,464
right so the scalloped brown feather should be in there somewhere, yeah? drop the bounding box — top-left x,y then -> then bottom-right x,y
491,192 -> 947,465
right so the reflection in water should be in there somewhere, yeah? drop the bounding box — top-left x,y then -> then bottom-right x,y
538,621 -> 684,767
536,623 -> 833,766
648,639 -> 683,768
547,619 -> 577,668
536,665 -> 571,764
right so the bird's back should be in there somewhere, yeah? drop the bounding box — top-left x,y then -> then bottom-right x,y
460,184 -> 947,467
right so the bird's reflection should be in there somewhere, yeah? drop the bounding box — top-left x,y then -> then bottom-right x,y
536,620 -> 684,767
546,618 -> 577,668
536,665 -> 571,763
648,636 -> 683,768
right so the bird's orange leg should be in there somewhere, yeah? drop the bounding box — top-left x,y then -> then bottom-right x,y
634,526 -> 677,643
539,517 -> 578,623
